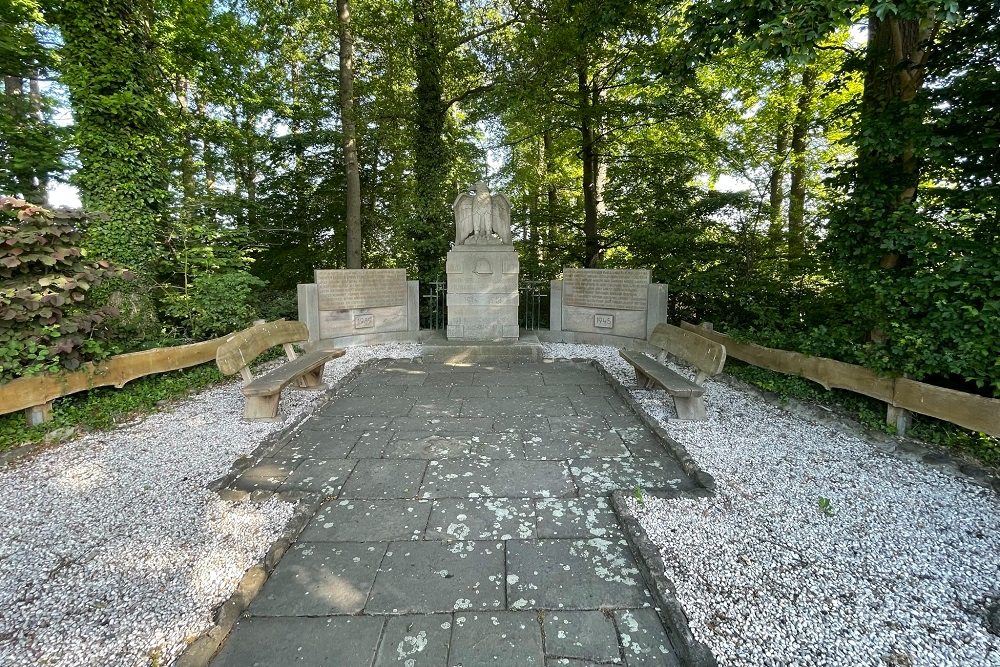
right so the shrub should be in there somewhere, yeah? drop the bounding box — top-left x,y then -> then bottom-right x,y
162,270 -> 267,338
0,197 -> 126,380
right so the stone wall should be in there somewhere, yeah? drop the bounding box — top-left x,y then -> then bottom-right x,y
550,269 -> 667,341
298,269 -> 419,342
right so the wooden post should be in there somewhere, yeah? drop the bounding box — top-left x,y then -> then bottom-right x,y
886,404 -> 911,436
24,401 -> 53,426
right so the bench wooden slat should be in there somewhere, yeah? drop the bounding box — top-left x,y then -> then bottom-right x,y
216,320 -> 310,376
243,350 -> 344,396
620,350 -> 703,397
648,323 -> 726,378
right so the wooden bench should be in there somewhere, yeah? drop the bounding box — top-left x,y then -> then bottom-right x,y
620,323 -> 727,420
215,320 -> 345,420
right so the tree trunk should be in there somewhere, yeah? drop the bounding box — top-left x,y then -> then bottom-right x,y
768,74 -> 790,244
411,0 -> 450,278
862,11 -> 939,268
338,0 -> 363,268
175,75 -> 197,205
543,127 -> 556,266
196,92 -> 216,194
578,61 -> 600,268
28,75 -> 48,204
787,66 -> 815,262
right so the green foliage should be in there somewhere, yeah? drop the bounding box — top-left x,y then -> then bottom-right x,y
50,0 -> 170,287
161,270 -> 266,339
0,362 -> 223,453
817,496 -> 835,517
0,198 -> 125,380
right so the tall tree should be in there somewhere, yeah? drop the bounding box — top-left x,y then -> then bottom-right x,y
52,0 -> 169,298
338,0 -> 363,268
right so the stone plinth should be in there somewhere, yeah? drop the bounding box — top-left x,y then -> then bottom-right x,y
445,245 -> 519,341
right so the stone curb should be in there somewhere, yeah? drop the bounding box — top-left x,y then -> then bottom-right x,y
581,358 -> 717,493
611,489 -> 717,667
713,372 -> 1000,495
174,490 -> 324,667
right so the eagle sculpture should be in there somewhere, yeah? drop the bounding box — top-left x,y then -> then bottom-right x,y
453,181 -> 512,246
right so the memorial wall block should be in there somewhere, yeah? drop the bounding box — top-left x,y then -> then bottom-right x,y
298,268 -> 417,341
559,268 -> 652,339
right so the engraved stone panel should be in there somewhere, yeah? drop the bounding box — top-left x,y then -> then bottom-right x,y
316,269 -> 406,311
354,314 -> 375,329
563,269 -> 650,311
594,314 -> 614,329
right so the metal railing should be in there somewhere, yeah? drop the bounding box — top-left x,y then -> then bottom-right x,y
420,279 -> 448,330
519,279 -> 550,331
419,277 -> 550,332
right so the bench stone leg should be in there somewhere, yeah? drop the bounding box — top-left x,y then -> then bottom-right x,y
295,364 -> 327,390
244,393 -> 282,421
634,369 -> 656,390
673,395 -> 707,421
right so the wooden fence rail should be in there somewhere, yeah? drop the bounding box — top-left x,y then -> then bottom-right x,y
1,334 -> 233,425
680,322 -> 1000,438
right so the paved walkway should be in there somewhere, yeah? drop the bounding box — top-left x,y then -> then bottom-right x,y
213,359 -> 696,666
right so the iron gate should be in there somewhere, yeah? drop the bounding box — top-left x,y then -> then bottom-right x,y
419,278 -> 550,331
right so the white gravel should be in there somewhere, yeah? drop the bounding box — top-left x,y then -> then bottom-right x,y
0,342 -> 420,666
543,342 -> 1000,667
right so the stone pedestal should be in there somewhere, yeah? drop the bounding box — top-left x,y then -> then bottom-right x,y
445,244 -> 519,341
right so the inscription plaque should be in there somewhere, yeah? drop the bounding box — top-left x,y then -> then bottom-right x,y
316,269 -> 406,311
563,268 -> 650,311
594,314 -> 614,328
353,314 -> 375,329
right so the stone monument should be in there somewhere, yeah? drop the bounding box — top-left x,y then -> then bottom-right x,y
446,181 -> 519,341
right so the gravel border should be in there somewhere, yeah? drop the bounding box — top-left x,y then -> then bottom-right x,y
0,343 -> 419,667
545,342 -> 1000,667
611,489 -> 718,667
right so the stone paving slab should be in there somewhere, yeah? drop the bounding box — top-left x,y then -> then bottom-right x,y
425,498 -> 535,540
448,611 -> 545,666
230,455 -> 301,492
348,429 -> 396,457
410,398 -> 466,418
279,458 -> 357,495
494,415 -> 551,433
543,610 -> 622,663
212,616 -> 385,667
548,416 -> 614,433
340,459 -> 427,498
339,416 -> 397,430
525,432 -> 630,460
569,458 -> 689,495
506,539 -> 650,610
614,609 -> 681,666
420,459 -> 576,498
374,614 -> 453,667
300,499 -> 432,542
249,542 -> 387,616
383,433 -> 475,459
392,416 -> 495,432
275,428 -> 360,458
366,541 -> 505,614
331,396 -> 416,416
535,497 -> 625,540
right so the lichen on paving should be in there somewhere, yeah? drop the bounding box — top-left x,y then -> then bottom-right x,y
0,343 -> 419,666
543,342 -> 1000,667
